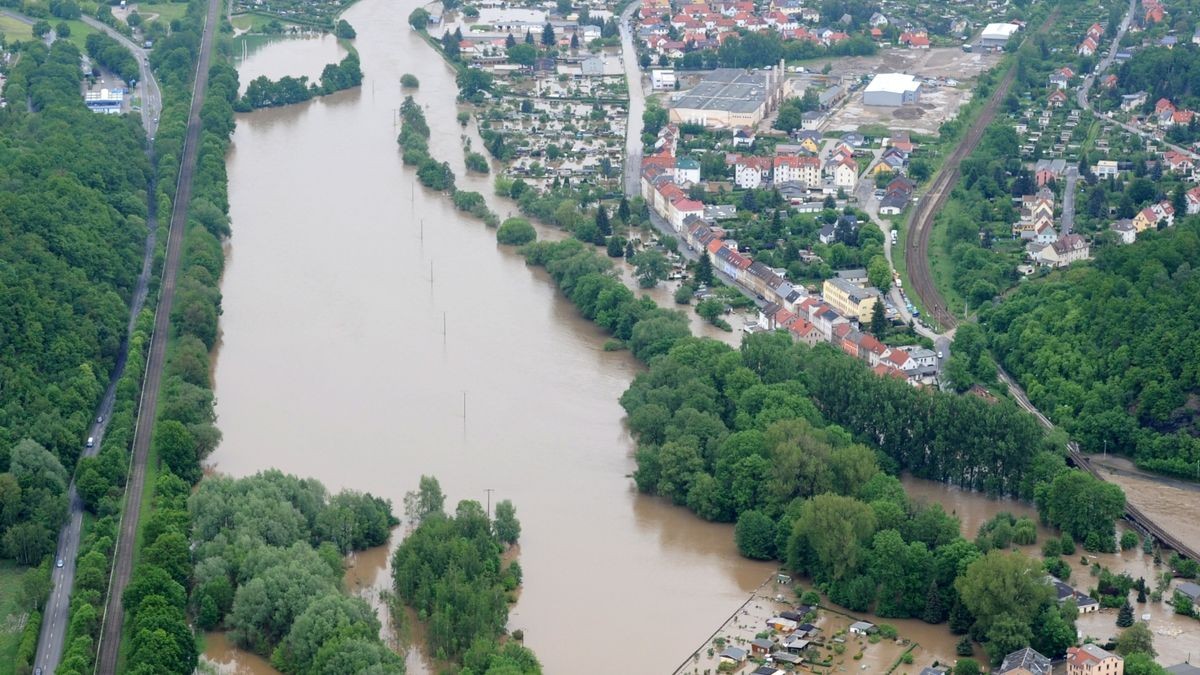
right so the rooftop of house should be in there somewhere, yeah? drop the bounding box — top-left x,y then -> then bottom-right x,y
1000,647 -> 1052,675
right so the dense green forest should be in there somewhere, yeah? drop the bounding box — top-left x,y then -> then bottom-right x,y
983,219 -> 1200,478
0,37 -> 150,569
391,476 -> 539,673
1111,44 -> 1200,112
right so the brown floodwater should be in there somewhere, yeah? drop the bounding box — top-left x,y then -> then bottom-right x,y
200,0 -> 1200,670
203,0 -> 775,672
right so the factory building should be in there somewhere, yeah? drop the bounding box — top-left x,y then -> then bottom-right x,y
862,73 -> 921,107
980,22 -> 1020,50
668,62 -> 786,128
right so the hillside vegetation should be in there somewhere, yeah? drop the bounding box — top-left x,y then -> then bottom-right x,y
983,218 -> 1200,478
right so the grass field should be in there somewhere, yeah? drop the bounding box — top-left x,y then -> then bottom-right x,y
134,1 -> 191,25
231,11 -> 294,32
0,15 -> 34,41
55,19 -> 98,50
0,561 -> 31,675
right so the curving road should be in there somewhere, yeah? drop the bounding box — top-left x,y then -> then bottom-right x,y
1076,0 -> 1199,161
94,0 -> 221,669
80,15 -> 163,140
31,13 -> 164,675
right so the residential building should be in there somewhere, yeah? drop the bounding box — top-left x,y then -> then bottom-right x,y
822,277 -> 880,322
1029,234 -> 1090,267
1177,581 -> 1200,603
1094,159 -> 1119,177
1111,219 -> 1136,244
674,156 -> 701,184
826,155 -> 858,190
1035,158 -> 1067,185
1067,645 -> 1124,675
1186,186 -> 1200,214
774,154 -> 821,186
733,155 -> 773,188
999,648 -> 1053,675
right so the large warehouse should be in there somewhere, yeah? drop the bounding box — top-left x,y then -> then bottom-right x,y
668,65 -> 786,128
980,22 -> 1020,49
862,73 -> 922,107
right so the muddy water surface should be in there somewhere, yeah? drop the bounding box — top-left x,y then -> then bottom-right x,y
202,0 -> 774,672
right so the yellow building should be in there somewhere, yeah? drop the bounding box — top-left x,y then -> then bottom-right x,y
822,278 -> 880,322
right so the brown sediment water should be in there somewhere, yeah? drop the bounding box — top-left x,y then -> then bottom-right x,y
199,0 -> 1200,669
202,0 -> 773,671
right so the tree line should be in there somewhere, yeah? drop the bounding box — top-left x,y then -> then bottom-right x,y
391,476 -> 539,672
239,51 -> 363,110
982,218 -> 1200,479
85,32 -> 141,85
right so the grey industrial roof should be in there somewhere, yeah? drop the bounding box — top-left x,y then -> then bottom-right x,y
671,69 -> 770,113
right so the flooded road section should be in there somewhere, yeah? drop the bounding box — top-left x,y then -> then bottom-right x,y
205,0 -> 772,671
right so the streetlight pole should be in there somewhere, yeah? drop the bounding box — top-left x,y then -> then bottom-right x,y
484,488 -> 495,520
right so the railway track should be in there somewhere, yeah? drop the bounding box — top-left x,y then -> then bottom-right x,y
906,12 -> 1057,331
998,369 -> 1199,562
93,0 -> 222,670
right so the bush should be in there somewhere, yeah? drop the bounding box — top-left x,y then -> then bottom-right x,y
801,590 -> 821,606
497,217 -> 537,246
401,73 -> 420,88
465,151 -> 489,174
1120,531 -> 1139,551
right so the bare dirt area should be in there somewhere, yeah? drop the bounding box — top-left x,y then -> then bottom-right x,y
820,47 -> 1002,135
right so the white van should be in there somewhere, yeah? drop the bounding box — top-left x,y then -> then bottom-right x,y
86,437 -> 95,448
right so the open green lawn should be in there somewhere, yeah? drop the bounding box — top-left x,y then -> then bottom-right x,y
0,15 -> 34,41
135,1 -> 191,25
231,11 -> 296,32
56,19 -> 98,50
0,561 -> 31,675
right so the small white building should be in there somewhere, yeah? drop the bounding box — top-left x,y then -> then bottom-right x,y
651,68 -> 676,90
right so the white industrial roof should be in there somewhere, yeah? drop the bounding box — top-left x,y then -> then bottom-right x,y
981,22 -> 1020,39
865,73 -> 921,95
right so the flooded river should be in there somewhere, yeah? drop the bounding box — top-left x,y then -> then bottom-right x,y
203,1 -> 1198,671
206,0 -> 772,672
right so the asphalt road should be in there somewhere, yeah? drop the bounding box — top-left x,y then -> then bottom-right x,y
93,0 -> 221,669
31,13 -> 164,674
619,0 -> 644,198
1061,165 -> 1078,235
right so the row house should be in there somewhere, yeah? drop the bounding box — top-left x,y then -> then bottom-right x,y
1013,188 -> 1055,238
774,154 -> 822,187
825,154 -> 858,190
733,155 -> 773,189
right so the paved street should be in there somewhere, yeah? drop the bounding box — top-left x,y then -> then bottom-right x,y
1062,165 -> 1078,235
619,0 -> 644,198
